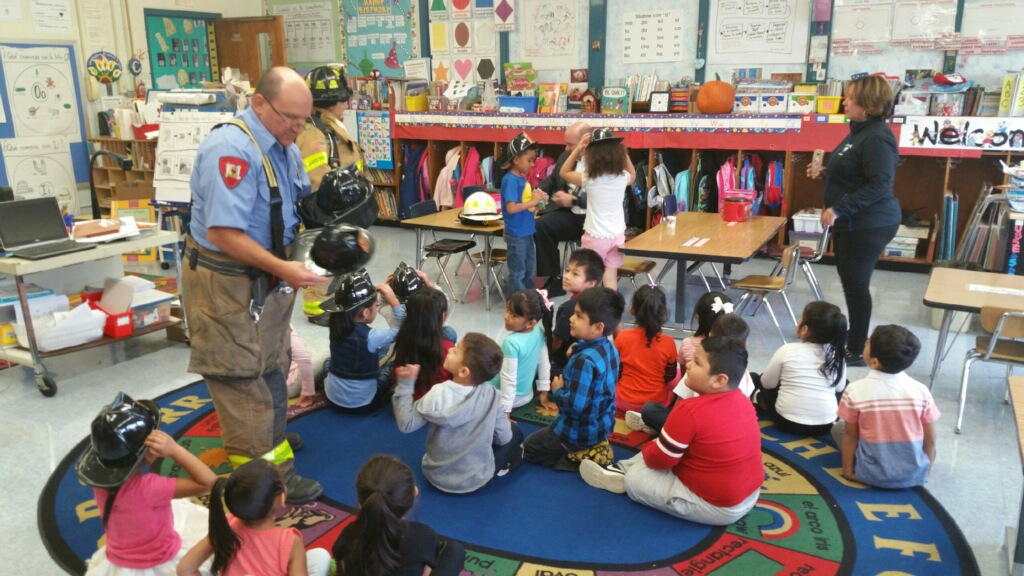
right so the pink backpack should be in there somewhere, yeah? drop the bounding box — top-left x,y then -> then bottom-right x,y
527,154 -> 556,188
717,154 -> 758,213
456,147 -> 484,208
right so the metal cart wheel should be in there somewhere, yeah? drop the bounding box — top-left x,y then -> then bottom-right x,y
36,374 -> 57,397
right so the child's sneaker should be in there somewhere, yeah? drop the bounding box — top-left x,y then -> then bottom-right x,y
625,410 -> 657,435
580,459 -> 626,494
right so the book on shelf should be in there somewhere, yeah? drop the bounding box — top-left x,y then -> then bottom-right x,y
600,86 -> 631,114
0,283 -> 55,305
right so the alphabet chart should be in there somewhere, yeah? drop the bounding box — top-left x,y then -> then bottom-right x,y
622,10 -> 685,64
356,111 -> 394,170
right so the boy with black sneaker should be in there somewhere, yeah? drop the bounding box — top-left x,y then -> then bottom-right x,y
525,287 -> 623,471
581,337 -> 762,526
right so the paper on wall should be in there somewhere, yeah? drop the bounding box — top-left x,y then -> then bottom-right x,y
30,0 -> 72,35
0,45 -> 81,141
0,136 -> 78,213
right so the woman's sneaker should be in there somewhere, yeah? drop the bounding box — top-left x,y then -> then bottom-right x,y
580,460 -> 627,494
625,410 -> 657,435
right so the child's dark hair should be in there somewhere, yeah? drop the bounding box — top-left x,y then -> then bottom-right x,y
692,291 -> 732,337
576,287 -> 625,336
342,455 -> 416,575
631,285 -> 668,345
329,301 -> 375,341
585,140 -> 628,179
710,313 -> 749,342
567,248 -> 605,286
508,289 -> 555,349
208,460 -> 285,575
800,301 -> 848,386
702,336 -> 748,389
869,325 -> 921,374
460,333 -> 504,383
393,287 -> 449,392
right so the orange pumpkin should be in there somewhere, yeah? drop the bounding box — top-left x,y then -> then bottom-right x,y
696,74 -> 735,114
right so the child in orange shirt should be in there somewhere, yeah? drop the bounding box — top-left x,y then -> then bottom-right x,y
614,285 -> 678,414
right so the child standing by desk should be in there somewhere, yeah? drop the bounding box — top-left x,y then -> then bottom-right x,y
501,131 -> 548,295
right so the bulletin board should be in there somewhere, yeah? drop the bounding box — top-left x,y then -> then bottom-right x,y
343,0 -> 415,79
267,0 -> 343,69
143,11 -> 218,90
428,0 -> 501,83
707,0 -> 811,65
0,41 -> 89,210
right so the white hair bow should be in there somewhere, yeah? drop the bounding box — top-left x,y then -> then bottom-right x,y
711,296 -> 734,314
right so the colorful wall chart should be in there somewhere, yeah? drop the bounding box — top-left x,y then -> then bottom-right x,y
144,14 -> 214,89
344,0 -> 415,79
356,111 -> 393,170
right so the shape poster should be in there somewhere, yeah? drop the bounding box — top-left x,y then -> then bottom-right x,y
345,0 -> 414,78
356,111 -> 393,170
1,136 -> 77,212
1,45 -> 80,141
272,1 -> 340,66
520,0 -> 578,69
144,15 -> 213,90
622,10 -> 684,64
430,21 -> 450,54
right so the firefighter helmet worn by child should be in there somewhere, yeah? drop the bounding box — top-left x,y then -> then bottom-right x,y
76,392 -> 161,488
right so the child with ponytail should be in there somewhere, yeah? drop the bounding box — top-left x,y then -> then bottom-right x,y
176,460 -> 331,576
614,285 -> 679,414
491,289 -> 555,413
332,455 -> 465,575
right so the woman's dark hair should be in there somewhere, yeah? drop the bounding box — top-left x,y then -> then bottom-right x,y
631,285 -> 667,345
507,289 -> 554,349
693,291 -> 732,337
341,455 -> 416,575
393,287 -> 449,391
328,302 -> 374,342
845,75 -> 895,118
584,140 -> 628,179
208,460 -> 285,575
800,301 -> 848,387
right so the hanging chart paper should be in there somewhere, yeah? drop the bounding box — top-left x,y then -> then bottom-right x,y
153,108 -> 235,203
30,0 -> 72,35
273,1 -> 339,65
832,3 -> 893,43
1,45 -> 80,142
961,0 -> 1024,42
0,0 -> 23,21
622,10 -> 684,64
708,0 -> 811,65
520,0 -> 578,69
1,136 -> 77,212
891,0 -> 956,42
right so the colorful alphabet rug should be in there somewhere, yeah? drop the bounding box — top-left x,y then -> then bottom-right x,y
41,381 -> 979,575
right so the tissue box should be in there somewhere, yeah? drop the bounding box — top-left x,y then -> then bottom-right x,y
787,93 -> 816,114
734,95 -> 759,113
759,94 -> 788,113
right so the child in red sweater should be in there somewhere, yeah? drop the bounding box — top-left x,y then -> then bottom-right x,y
580,336 -> 762,526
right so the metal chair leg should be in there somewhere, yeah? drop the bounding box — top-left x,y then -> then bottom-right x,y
490,265 -> 506,301
461,264 -> 482,303
956,352 -> 980,434
781,292 -> 798,327
762,296 -> 786,344
803,262 -> 823,301
709,264 -> 726,288
656,260 -> 676,284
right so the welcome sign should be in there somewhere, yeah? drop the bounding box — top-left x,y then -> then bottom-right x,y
900,116 -> 1024,151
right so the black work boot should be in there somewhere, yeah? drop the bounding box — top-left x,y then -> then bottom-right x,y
281,461 -> 322,505
284,431 -> 303,452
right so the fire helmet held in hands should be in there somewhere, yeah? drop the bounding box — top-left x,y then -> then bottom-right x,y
76,392 -> 161,488
390,262 -> 423,303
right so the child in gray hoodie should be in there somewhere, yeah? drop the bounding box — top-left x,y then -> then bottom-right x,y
393,333 -> 525,493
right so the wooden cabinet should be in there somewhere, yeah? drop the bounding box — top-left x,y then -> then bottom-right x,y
87,138 -> 157,219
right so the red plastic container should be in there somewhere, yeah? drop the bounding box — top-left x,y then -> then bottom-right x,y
722,197 -> 752,223
88,301 -> 134,338
132,123 -> 159,139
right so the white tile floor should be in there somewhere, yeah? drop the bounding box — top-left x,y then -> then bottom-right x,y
2,224 -> 1018,575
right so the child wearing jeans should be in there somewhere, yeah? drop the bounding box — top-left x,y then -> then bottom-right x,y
559,127 -> 637,288
524,287 -> 624,471
580,337 -> 762,526
501,131 -> 548,295
834,325 -> 939,488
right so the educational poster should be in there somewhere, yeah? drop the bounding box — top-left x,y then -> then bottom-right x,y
78,3 -> 116,52
890,0 -> 956,42
153,108 -> 234,203
474,0 -> 493,14
493,0 -> 514,31
272,1 -> 340,65
0,0 -> 23,21
520,0 -> 579,70
451,57 -> 474,82
452,21 -> 473,54
1,46 -> 80,142
429,0 -> 447,19
961,0 -> 1024,44
144,15 -> 212,89
450,0 -> 472,19
344,0 -> 414,78
429,21 -> 450,54
432,58 -> 451,82
1,136 -> 77,212
356,111 -> 393,170
900,116 -> 1024,151
832,4 -> 893,43
622,10 -> 685,64
30,0 -> 72,35
708,0 -> 811,65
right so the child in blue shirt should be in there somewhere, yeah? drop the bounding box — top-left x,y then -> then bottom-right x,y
501,132 -> 548,295
524,287 -> 624,471
490,289 -> 554,414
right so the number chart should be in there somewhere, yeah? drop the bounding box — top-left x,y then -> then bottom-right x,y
622,10 -> 685,64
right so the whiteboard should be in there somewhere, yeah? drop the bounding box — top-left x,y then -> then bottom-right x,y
960,0 -> 1024,41
832,4 -> 893,43
707,0 -> 811,65
891,0 -> 956,41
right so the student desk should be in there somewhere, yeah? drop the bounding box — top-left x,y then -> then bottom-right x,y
0,230 -> 181,396
923,267 -> 1024,388
400,208 -> 505,310
621,213 -> 787,324
1008,376 -> 1024,575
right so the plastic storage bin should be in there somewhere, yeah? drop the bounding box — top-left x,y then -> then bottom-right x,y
88,300 -> 133,338
405,93 -> 428,111
497,96 -> 538,112
789,230 -> 820,250
817,96 -> 841,114
792,208 -> 824,233
132,300 -> 172,330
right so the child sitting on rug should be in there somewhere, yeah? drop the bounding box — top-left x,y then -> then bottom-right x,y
614,285 -> 679,415
177,460 -> 332,576
332,455 -> 465,576
391,287 -> 456,400
77,392 -> 218,576
525,287 -> 623,471
834,325 -> 940,488
382,262 -> 458,344
322,270 -> 404,413
393,333 -> 525,493
491,289 -> 554,413
580,337 -> 762,526
550,248 -> 605,379
751,301 -> 848,437
677,291 -> 733,372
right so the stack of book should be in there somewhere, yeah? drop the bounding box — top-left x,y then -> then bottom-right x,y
883,224 -> 930,259
622,74 -> 669,105
375,189 -> 399,220
364,168 -> 395,185
669,86 -> 691,113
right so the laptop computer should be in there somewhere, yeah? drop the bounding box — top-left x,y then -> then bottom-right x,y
0,197 -> 96,260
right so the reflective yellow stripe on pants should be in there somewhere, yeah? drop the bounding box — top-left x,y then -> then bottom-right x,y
228,438 -> 296,469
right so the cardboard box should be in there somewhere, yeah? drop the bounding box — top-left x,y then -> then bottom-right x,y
787,93 -> 816,114
734,94 -> 759,113
759,94 -> 787,113
113,180 -> 155,201
166,303 -> 187,342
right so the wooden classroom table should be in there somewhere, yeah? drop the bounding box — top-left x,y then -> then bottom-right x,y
399,207 -> 505,310
923,267 -> 1024,388
621,212 -> 787,324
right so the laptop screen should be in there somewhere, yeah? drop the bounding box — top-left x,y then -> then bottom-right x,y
0,197 -> 71,250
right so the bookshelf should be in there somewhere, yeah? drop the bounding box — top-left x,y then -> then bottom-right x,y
87,137 -> 157,219
364,167 -> 400,221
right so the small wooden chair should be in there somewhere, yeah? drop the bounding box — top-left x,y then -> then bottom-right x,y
617,257 -> 657,289
956,306 -> 1024,433
732,244 -> 801,343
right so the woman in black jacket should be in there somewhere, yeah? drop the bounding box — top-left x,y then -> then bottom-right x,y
808,75 -> 900,366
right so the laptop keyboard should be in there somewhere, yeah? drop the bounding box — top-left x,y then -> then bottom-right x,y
14,239 -> 92,258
